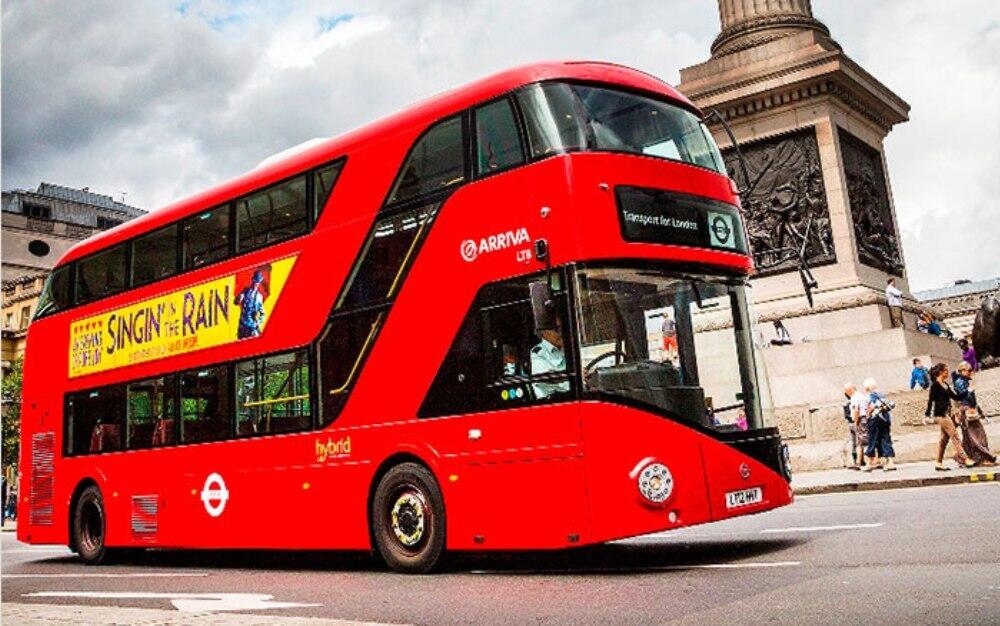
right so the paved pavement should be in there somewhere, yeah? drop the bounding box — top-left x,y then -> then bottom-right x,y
792,460 -> 999,495
3,482 -> 999,624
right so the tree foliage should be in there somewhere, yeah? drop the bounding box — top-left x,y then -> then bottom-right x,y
2,357 -> 23,476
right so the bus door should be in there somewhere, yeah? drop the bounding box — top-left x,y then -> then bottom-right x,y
423,273 -> 587,550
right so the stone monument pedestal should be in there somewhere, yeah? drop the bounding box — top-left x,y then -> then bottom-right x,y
677,0 -> 964,467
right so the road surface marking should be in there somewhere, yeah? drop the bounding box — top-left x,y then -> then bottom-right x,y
761,522 -> 884,533
4,572 -> 209,579
24,591 -> 320,612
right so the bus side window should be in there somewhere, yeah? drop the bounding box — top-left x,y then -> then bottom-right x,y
182,205 -> 231,270
66,386 -> 124,455
75,244 -> 127,305
132,225 -> 179,287
236,350 -> 311,436
236,174 -> 308,254
318,309 -> 385,425
126,375 -> 176,449
179,366 -> 232,444
386,116 -> 465,206
419,275 -> 573,419
337,203 -> 439,310
314,160 -> 344,221
474,97 -> 525,176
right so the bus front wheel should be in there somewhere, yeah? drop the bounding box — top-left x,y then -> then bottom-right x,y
72,485 -> 109,565
371,463 -> 445,574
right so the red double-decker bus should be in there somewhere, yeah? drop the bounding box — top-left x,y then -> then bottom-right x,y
18,61 -> 792,573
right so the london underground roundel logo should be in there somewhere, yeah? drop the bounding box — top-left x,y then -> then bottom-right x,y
711,215 -> 732,245
200,472 -> 229,517
460,240 -> 478,262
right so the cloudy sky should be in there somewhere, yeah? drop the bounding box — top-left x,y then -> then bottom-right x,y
3,0 -> 998,291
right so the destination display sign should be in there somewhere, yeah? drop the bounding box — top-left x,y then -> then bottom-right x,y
68,255 -> 297,378
616,186 -> 747,255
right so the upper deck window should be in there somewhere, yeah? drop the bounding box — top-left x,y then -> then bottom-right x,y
474,97 -> 525,175
515,83 -> 587,158
387,116 -> 465,205
34,264 -> 72,318
237,175 -> 308,253
314,160 -> 344,220
516,81 -> 726,175
132,224 -> 178,287
76,244 -> 127,304
182,206 -> 231,270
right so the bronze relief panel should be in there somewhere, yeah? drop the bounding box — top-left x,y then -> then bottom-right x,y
838,128 -> 903,275
722,127 -> 835,276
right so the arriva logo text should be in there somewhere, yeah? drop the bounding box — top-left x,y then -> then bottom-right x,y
460,227 -> 530,262
315,436 -> 352,462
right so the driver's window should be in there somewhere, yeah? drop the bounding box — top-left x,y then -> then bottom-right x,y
419,274 -> 574,419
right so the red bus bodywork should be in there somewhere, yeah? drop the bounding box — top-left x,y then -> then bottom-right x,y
18,61 -> 792,555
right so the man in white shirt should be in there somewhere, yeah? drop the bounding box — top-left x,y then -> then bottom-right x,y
531,317 -> 570,399
885,278 -> 904,328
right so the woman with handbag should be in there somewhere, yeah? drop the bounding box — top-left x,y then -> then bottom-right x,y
952,361 -> 996,466
925,363 -> 975,471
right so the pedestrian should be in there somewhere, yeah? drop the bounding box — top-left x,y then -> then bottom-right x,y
1,476 -> 7,523
843,383 -> 861,469
952,361 -> 996,466
886,278 -> 904,327
958,339 -> 979,372
925,363 -> 975,471
771,320 -> 792,346
909,357 -> 930,390
849,382 -> 871,470
864,378 -> 897,471
5,478 -> 16,522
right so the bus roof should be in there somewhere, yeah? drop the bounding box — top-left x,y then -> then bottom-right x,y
57,60 -> 698,266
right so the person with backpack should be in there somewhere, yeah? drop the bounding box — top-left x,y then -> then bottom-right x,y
863,378 -> 896,471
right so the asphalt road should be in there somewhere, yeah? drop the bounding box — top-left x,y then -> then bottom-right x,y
3,483 -> 999,625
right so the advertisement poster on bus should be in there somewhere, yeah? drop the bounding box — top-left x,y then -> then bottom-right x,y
68,255 -> 297,378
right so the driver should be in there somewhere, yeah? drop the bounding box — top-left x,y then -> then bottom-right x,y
530,315 -> 571,399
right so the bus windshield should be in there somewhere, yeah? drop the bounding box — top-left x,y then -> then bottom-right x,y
516,81 -> 726,173
573,264 -> 772,431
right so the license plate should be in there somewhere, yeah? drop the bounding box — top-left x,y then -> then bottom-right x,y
725,487 -> 763,509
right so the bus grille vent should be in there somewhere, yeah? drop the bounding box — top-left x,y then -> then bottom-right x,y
131,495 -> 159,538
29,432 -> 55,526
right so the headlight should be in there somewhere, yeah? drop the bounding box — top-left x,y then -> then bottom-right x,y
637,462 -> 674,504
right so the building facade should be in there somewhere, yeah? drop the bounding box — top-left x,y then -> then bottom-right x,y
1,183 -> 144,372
915,277 -> 1000,340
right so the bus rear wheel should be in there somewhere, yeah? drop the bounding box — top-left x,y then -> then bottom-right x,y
72,485 -> 109,565
372,463 -> 445,574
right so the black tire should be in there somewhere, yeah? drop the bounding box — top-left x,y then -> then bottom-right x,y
371,463 -> 446,574
72,485 -> 109,565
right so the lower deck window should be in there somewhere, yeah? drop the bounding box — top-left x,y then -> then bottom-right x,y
66,386 -> 124,455
180,366 -> 232,444
236,350 -> 311,436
